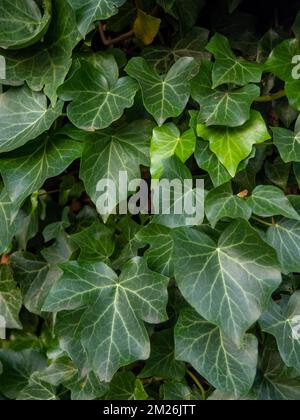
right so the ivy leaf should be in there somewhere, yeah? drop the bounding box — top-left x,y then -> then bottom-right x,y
79,120 -> 153,219
0,349 -> 47,399
36,355 -> 77,387
142,27 -> 210,73
59,54 -> 138,131
0,0 -> 52,50
248,185 -> 300,220
0,134 -> 83,205
172,220 -> 282,345
272,127 -> 300,163
125,57 -> 196,126
68,0 -> 127,37
54,309 -> 88,372
191,110 -> 256,187
197,110 -> 270,177
39,355 -> 109,400
206,34 -> 263,88
191,60 -> 260,127
265,39 -> 298,83
260,293 -> 300,371
43,258 -> 169,382
133,9 -> 161,46
152,156 -> 205,228
71,221 -> 115,263
112,217 -> 143,269
267,219 -> 300,274
0,265 -> 22,330
265,157 -> 291,190
254,339 -> 300,400
10,252 -> 61,315
139,329 -> 185,381
105,372 -> 148,400
161,382 -> 198,401
136,224 -> 174,277
151,123 -> 196,179
0,189 -> 19,254
265,39 -> 300,110
205,183 -> 251,228
194,139 -> 233,187
17,372 -> 57,400
66,370 -> 109,400
0,87 -> 63,153
175,307 -> 258,397
1,0 -> 78,104
41,218 -> 77,264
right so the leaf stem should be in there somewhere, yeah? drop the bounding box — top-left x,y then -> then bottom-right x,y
251,216 -> 274,227
255,90 -> 286,103
99,23 -> 134,46
187,369 -> 206,400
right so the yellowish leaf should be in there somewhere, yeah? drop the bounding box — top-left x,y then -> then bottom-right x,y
133,10 -> 161,46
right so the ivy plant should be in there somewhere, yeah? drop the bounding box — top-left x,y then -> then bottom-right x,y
1,0 -> 300,401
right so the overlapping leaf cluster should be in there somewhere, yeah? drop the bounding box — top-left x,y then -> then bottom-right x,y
0,0 -> 300,401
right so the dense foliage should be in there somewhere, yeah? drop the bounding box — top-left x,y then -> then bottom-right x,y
1,0 -> 300,401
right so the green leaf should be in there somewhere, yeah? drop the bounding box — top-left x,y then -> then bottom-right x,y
112,217 -> 143,269
151,123 -> 196,179
191,60 -> 260,127
175,307 -> 258,397
0,134 -> 83,205
172,220 -> 281,345
43,258 -> 169,382
205,183 -> 252,228
194,139 -> 233,187
206,34 -> 263,88
41,218 -> 77,264
142,27 -> 210,73
0,189 -> 19,254
68,0 -> 127,37
267,219 -> 300,274
272,127 -> 300,163
54,308 -> 89,372
79,120 -> 153,219
59,54 -> 138,131
0,349 -> 47,399
265,39 -> 298,83
265,39 -> 300,110
197,110 -> 271,177
125,57 -> 196,126
71,221 -> 115,263
0,0 -> 52,50
139,329 -> 185,381
10,252 -> 61,315
66,370 -> 109,400
161,382 -> 198,400
0,265 -> 22,329
1,0 -> 78,105
0,87 -> 63,153
17,372 -> 57,400
151,156 -> 205,228
105,372 -> 148,400
248,185 -> 300,220
37,355 -> 77,387
254,339 -> 300,400
136,224 -> 174,277
260,293 -> 300,371
39,355 -> 109,400
265,157 -> 291,190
